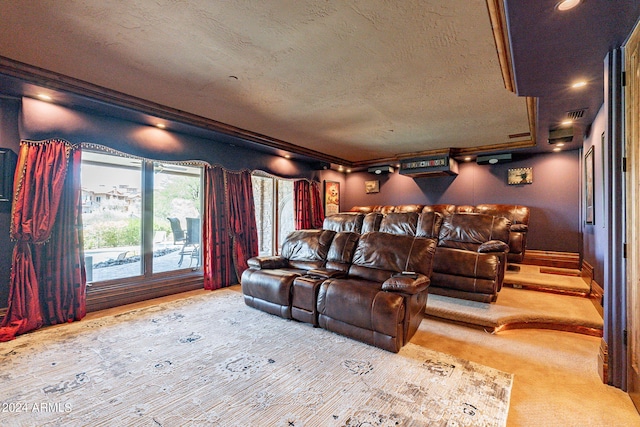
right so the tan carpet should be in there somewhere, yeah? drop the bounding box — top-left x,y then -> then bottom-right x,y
412,319 -> 640,427
0,288 -> 512,427
426,287 -> 603,335
504,264 -> 591,294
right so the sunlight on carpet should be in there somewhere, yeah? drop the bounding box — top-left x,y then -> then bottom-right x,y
0,288 -> 512,426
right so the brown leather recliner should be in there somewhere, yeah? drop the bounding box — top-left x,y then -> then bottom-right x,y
430,213 -> 511,302
473,204 -> 530,263
317,232 -> 437,353
241,229 -> 336,319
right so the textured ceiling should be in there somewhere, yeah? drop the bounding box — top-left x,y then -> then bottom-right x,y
0,0 -> 531,164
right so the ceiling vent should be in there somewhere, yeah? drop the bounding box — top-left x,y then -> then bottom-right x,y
476,153 -> 512,165
368,165 -> 394,174
567,109 -> 586,120
548,126 -> 573,144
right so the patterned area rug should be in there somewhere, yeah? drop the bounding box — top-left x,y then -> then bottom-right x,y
1,288 -> 512,426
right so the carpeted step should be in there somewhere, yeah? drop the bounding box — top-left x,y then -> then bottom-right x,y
425,287 -> 603,336
504,264 -> 590,296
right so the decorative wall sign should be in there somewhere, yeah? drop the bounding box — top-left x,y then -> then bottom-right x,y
324,180 -> 340,215
507,167 -> 533,185
399,152 -> 458,177
365,180 -> 379,194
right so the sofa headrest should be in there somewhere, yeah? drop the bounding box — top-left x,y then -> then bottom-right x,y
281,229 -> 336,261
416,212 -> 443,238
379,212 -> 419,236
351,232 -> 437,277
326,231 -> 359,264
395,204 -> 424,213
474,204 -> 530,225
323,213 -> 364,233
349,205 -> 374,213
361,212 -> 383,233
438,213 -> 511,251
422,204 -> 456,215
379,205 -> 396,214
455,205 -> 475,213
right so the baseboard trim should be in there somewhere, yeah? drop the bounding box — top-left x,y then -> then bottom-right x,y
581,260 -> 604,316
599,339 -> 609,384
86,271 -> 205,313
522,250 -> 580,270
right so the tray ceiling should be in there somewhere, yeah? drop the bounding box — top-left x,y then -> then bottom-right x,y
0,0 -> 532,164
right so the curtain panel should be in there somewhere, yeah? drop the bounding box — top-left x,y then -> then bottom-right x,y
0,139 -> 86,342
203,167 -> 258,290
294,180 -> 325,230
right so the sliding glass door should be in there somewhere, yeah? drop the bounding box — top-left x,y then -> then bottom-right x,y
81,150 -> 203,283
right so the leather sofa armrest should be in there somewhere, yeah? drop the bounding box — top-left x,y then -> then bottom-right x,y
477,240 -> 510,253
306,268 -> 347,279
382,273 -> 430,294
247,256 -> 288,269
510,223 -> 528,232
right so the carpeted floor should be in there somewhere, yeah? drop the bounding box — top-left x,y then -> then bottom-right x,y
0,288 -> 512,427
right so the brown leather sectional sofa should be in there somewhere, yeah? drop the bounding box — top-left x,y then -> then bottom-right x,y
349,204 -> 530,263
324,210 -> 512,302
241,205 -> 520,351
241,228 -> 437,352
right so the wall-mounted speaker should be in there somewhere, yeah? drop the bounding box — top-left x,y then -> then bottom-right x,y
367,165 -> 394,174
476,153 -> 512,165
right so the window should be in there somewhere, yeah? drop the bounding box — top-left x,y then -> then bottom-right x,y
252,173 -> 294,256
81,150 -> 203,283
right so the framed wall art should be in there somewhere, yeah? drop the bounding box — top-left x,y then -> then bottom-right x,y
324,180 -> 340,215
365,180 -> 379,194
507,167 -> 533,185
584,146 -> 594,224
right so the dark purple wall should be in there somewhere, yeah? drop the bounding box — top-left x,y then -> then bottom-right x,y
0,98 -> 20,309
18,97 -> 322,179
582,105 -> 607,286
344,150 -> 582,254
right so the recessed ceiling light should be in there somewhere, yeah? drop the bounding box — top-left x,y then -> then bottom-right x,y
556,142 -> 565,147
561,120 -> 573,126
553,147 -> 562,152
464,156 -> 472,162
156,123 -> 166,129
346,169 -> 352,173
572,80 -> 587,89
284,154 -> 291,159
556,0 -> 581,11
37,94 -> 52,101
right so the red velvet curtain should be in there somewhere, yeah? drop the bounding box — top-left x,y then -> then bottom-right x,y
226,170 -> 259,278
294,180 -> 325,230
203,167 -> 258,290
36,149 -> 86,325
0,139 -> 86,341
310,181 -> 325,229
203,166 -> 233,290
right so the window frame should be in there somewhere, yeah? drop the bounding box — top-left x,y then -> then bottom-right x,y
81,146 -> 205,312
251,172 -> 294,256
